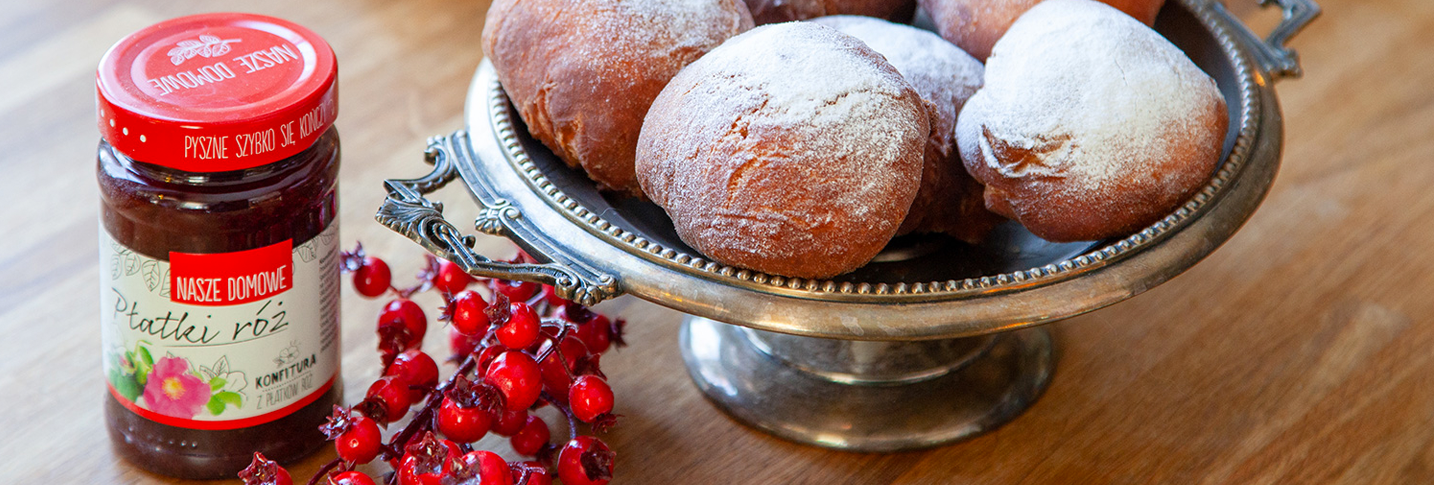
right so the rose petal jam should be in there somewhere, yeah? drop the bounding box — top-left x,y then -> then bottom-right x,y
95,13 -> 341,479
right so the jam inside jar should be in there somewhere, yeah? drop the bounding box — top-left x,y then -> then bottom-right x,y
96,13 -> 343,479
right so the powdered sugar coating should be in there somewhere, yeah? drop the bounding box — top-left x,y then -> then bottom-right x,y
813,15 -> 1001,241
482,0 -> 753,196
744,0 -> 917,24
636,22 -> 927,279
919,0 -> 1165,61
955,0 -> 1226,242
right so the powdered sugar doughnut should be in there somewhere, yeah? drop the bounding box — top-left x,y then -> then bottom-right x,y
483,0 -> 753,197
955,0 -> 1226,242
636,23 -> 928,279
919,0 -> 1165,61
744,0 -> 917,25
812,15 -> 1002,242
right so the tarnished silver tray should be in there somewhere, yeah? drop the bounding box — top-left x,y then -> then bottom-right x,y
379,0 -> 1317,451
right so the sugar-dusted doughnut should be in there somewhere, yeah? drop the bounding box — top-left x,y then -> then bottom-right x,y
955,0 -> 1226,242
483,0 -> 754,196
636,23 -> 928,278
812,15 -> 1002,242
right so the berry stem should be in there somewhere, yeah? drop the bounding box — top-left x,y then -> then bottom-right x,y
531,320 -> 573,364
540,390 -> 580,441
305,457 -> 344,485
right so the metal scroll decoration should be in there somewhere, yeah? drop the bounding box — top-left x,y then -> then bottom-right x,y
376,132 -> 619,306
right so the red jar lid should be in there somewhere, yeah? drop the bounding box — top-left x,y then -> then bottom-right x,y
97,13 -> 337,172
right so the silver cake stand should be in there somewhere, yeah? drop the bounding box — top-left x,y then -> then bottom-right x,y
378,0 -> 1318,452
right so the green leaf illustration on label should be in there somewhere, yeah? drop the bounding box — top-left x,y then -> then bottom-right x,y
134,344 -> 154,386
110,366 -> 143,401
206,391 -> 244,415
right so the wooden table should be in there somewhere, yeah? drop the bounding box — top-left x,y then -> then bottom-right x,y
1,0 -> 1423,483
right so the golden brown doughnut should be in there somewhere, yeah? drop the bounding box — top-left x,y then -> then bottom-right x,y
955,0 -> 1226,242
812,15 -> 1003,243
919,0 -> 1165,61
482,0 -> 754,197
636,23 -> 928,279
744,0 -> 917,24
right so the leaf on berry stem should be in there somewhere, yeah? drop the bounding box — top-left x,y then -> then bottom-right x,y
590,413 -> 619,434
237,452 -> 289,485
575,354 -> 606,380
403,431 -> 450,472
319,405 -> 354,440
355,398 -> 388,425
610,318 -> 628,349
580,447 -> 615,482
562,302 -> 595,324
486,293 -> 512,324
340,242 -> 368,272
376,324 -> 415,368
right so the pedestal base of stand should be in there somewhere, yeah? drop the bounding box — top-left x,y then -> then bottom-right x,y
679,317 -> 1054,452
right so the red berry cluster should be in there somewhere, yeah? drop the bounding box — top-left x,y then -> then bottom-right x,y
241,244 -> 625,485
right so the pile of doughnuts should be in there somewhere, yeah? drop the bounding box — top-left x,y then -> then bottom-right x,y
483,0 -> 1227,279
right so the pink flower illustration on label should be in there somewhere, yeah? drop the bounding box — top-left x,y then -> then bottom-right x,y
142,356 -> 212,418
167,34 -> 240,66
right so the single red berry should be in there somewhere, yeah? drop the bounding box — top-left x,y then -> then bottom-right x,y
398,432 -> 459,485
437,396 -> 493,443
497,303 -> 541,349
386,349 -> 440,403
353,256 -> 392,298
557,436 -> 614,485
434,258 -> 474,295
475,344 -> 509,375
491,407 -> 528,437
569,375 -> 615,422
484,351 -> 542,412
449,326 -> 481,361
510,415 -> 550,456
335,414 -> 383,464
238,452 -> 292,485
511,462 -> 553,485
380,298 -> 428,350
573,314 -> 612,355
329,471 -> 377,485
450,450 -> 512,485
365,376 -> 413,423
490,278 -> 538,303
553,304 -> 608,355
538,337 -> 585,400
449,290 -> 490,336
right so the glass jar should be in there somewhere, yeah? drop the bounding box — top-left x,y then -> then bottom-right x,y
95,13 -> 342,479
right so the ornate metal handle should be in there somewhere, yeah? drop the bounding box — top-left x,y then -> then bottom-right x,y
1214,0 -> 1321,80
376,131 -> 619,306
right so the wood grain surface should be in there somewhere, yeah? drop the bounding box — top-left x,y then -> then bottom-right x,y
0,0 -> 1422,483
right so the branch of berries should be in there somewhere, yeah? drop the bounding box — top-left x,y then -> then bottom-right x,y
241,244 -> 625,485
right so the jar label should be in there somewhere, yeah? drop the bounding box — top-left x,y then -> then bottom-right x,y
99,225 -> 340,430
